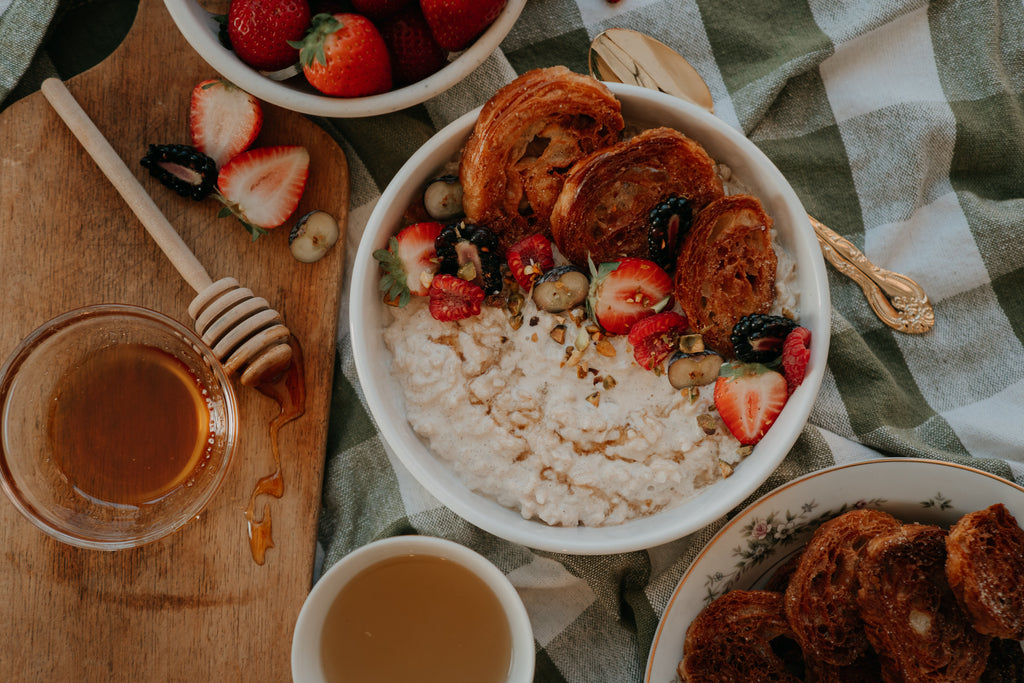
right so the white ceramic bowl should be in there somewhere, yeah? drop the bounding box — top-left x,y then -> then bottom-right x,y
350,82 -> 831,554
291,535 -> 534,682
645,458 -> 1024,683
163,0 -> 526,117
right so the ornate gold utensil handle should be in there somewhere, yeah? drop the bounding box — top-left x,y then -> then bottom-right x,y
808,215 -> 935,334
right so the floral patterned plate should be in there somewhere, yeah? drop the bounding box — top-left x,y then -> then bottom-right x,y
644,458 -> 1024,683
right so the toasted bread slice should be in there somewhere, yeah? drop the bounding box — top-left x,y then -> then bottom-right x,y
549,127 -> 724,267
459,67 -> 624,250
679,590 -> 802,682
856,523 -> 990,682
784,509 -> 902,666
981,638 -> 1024,683
804,648 -> 883,683
674,194 -> 777,355
946,503 -> 1024,640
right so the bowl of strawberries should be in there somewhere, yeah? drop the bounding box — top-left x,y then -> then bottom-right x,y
163,0 -> 526,117
350,70 -> 831,554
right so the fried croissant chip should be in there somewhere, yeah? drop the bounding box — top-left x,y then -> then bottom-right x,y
674,194 -> 777,355
459,66 -> 624,250
549,127 -> 724,267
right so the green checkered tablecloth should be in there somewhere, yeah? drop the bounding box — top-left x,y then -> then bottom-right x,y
6,1 -> 1024,681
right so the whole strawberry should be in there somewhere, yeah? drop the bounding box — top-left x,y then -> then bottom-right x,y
420,0 -> 506,52
228,0 -> 311,71
379,6 -> 447,85
292,13 -> 392,97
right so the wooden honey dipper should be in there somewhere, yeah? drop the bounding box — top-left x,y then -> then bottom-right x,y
41,78 -> 293,387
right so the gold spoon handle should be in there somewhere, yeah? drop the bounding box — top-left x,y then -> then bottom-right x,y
808,215 -> 935,333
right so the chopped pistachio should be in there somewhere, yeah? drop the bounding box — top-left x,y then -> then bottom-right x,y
602,375 -> 617,390
508,312 -> 524,330
678,334 -> 705,354
507,293 -> 524,316
586,392 -> 601,406
550,324 -> 567,344
594,339 -> 616,357
574,328 -> 590,351
696,414 -> 717,435
719,461 -> 734,478
736,445 -> 754,457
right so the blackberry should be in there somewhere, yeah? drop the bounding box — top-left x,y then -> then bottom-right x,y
140,144 -> 218,201
435,222 -> 503,295
647,195 -> 693,270
730,314 -> 799,363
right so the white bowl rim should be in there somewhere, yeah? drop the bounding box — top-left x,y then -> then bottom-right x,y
163,0 -> 527,117
350,81 -> 831,554
643,457 -> 1024,682
291,535 -> 535,682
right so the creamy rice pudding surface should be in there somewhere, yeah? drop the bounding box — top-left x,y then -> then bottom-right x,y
382,250 -> 798,527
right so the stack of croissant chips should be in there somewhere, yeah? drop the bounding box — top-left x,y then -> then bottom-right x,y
679,504 -> 1024,682
458,66 -> 779,357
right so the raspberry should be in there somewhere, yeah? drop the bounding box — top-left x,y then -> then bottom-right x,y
627,311 -> 690,371
781,326 -> 811,394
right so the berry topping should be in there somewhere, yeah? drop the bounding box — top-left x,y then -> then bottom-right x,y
139,143 -> 218,201
647,195 -> 693,270
730,313 -> 799,363
422,175 -> 464,221
215,145 -> 309,239
532,265 -> 588,313
289,210 -> 340,263
507,234 -> 555,291
189,79 -> 263,168
627,311 -> 689,371
374,221 -> 444,305
781,326 -> 811,394
586,257 -> 674,335
713,361 -> 788,445
435,222 -> 503,295
227,0 -> 310,71
428,273 -> 485,321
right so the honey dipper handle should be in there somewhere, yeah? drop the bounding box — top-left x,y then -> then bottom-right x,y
40,78 -> 213,294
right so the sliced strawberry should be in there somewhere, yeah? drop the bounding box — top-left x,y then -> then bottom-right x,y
781,326 -> 811,394
373,221 -> 444,306
713,362 -> 788,445
627,311 -> 689,371
189,79 -> 263,168
506,234 -> 554,291
587,257 -> 673,335
215,145 -> 309,239
428,273 -> 484,321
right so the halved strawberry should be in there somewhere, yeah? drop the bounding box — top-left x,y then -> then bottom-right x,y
428,273 -> 484,321
506,234 -> 554,291
627,311 -> 689,370
189,79 -> 263,168
587,257 -> 673,335
713,361 -> 788,445
373,221 -> 444,306
781,326 -> 811,394
215,145 -> 309,239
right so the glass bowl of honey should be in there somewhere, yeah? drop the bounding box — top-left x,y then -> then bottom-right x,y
0,304 -> 238,550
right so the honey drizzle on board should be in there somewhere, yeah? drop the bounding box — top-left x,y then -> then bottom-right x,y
244,337 -> 306,565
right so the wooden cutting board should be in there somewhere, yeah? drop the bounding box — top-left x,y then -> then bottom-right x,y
0,0 -> 348,679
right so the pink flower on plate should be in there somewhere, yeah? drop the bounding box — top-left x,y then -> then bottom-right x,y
751,520 -> 771,539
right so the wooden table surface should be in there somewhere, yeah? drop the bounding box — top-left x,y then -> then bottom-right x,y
0,0 -> 349,678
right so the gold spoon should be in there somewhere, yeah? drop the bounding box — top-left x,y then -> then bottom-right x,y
589,28 -> 935,334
